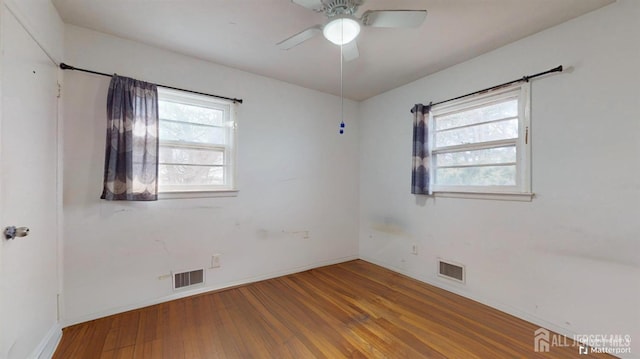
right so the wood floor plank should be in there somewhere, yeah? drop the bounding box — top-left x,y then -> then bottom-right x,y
54,260 -> 614,358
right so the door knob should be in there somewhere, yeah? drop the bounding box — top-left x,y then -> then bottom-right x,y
4,226 -> 29,240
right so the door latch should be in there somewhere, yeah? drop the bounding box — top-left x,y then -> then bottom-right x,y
4,226 -> 29,240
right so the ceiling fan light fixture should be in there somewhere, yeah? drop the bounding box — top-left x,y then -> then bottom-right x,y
323,16 -> 361,45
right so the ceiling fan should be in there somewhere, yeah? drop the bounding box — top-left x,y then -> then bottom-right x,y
277,0 -> 427,61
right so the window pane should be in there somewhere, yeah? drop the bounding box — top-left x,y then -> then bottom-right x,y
435,119 -> 518,147
159,164 -> 224,186
159,100 -> 224,126
159,146 -> 224,166
436,99 -> 517,131
436,165 -> 516,186
159,120 -> 226,144
437,146 -> 516,167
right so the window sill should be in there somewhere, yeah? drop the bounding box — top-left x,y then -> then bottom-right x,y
433,191 -> 534,202
158,189 -> 238,200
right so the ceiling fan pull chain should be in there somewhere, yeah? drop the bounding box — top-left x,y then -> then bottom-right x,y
339,21 -> 345,135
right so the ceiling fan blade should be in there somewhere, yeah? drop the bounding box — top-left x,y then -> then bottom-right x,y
291,0 -> 324,11
342,41 -> 359,62
362,10 -> 427,28
277,25 -> 323,50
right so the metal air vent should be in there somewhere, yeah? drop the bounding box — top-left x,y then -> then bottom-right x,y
173,269 -> 205,290
438,260 -> 465,283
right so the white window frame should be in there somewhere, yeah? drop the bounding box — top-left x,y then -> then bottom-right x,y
157,87 -> 237,197
429,83 -> 532,201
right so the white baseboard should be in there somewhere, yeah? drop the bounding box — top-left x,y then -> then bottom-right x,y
64,255 -> 358,327
361,256 -> 638,359
57,255 -> 636,359
359,257 -> 579,340
27,322 -> 62,359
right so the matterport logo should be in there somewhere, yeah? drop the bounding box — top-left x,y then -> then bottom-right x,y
533,328 -> 632,355
575,334 -> 632,355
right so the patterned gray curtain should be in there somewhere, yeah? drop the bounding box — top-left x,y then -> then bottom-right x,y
411,104 -> 431,195
100,75 -> 159,201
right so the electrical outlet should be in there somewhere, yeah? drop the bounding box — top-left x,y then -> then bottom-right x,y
210,254 -> 221,268
411,244 -> 418,255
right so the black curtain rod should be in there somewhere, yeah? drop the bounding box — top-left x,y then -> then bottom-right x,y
59,63 -> 243,104
424,65 -> 563,109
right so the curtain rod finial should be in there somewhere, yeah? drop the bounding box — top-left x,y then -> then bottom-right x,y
59,63 -> 74,70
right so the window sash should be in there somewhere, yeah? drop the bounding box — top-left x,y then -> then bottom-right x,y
429,83 -> 530,194
160,118 -> 227,130
158,142 -> 228,168
436,116 -> 518,134
159,140 -> 228,153
433,144 -> 520,191
157,87 -> 236,193
158,142 -> 232,191
432,138 -> 517,154
158,118 -> 230,147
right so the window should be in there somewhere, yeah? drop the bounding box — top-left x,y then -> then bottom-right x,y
430,83 -> 530,197
157,88 -> 236,193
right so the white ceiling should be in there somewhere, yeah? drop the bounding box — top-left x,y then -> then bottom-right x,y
52,0 -> 614,101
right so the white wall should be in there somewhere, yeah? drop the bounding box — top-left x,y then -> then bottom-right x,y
0,1 -> 63,358
62,25 -> 360,324
3,0 -> 63,62
359,0 -> 639,356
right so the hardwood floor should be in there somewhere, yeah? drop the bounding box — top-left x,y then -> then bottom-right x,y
54,260 -> 612,358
